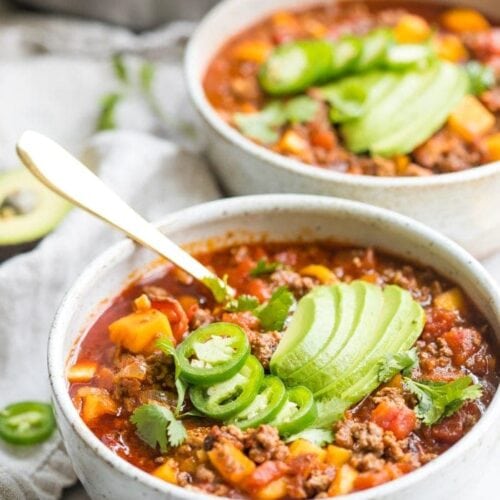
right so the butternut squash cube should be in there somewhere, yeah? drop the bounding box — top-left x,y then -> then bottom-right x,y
233,40 -> 273,64
208,444 -> 256,485
394,15 -> 431,43
109,309 -> 172,353
484,132 -> 500,162
325,445 -> 352,467
77,387 -> 117,424
299,265 -> 338,284
433,287 -> 468,315
328,464 -> 358,496
255,478 -> 288,500
289,438 -> 327,461
441,8 -> 490,33
278,130 -> 309,157
67,361 -> 97,383
434,34 -> 468,62
153,462 -> 178,484
448,95 -> 495,142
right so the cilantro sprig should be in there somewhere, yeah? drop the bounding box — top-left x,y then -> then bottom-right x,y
130,403 -> 187,453
224,287 -> 294,331
286,428 -> 333,447
404,376 -> 482,426
234,96 -> 319,145
250,260 -> 282,277
377,348 -> 419,383
156,338 -> 187,415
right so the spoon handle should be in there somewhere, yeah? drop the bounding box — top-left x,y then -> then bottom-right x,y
16,130 -> 232,300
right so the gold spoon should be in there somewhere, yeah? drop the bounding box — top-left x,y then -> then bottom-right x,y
16,130 -> 233,302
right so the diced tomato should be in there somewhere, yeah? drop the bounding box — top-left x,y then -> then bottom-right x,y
310,127 -> 336,150
428,402 -> 480,444
226,257 -> 256,288
371,402 -> 417,440
151,297 -> 188,343
244,461 -> 289,491
353,469 -> 391,491
443,327 -> 481,366
245,278 -> 272,302
423,308 -> 458,339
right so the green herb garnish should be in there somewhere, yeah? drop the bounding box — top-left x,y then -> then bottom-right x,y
404,376 -> 482,425
378,348 -> 419,383
465,61 -> 495,96
254,286 -> 294,331
130,403 -> 187,453
250,260 -> 282,277
96,92 -> 123,131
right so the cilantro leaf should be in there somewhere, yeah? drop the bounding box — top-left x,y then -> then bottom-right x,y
156,338 -> 186,415
112,54 -> 128,84
233,97 -> 318,145
465,61 -> 495,96
313,397 -> 349,428
403,376 -> 482,426
234,102 -> 287,144
320,79 -> 367,123
254,286 -> 294,331
130,404 -> 187,452
225,294 -> 260,313
378,348 -> 419,383
250,260 -> 282,277
285,96 -> 320,124
286,428 -> 334,447
140,61 -> 155,95
96,92 -> 122,131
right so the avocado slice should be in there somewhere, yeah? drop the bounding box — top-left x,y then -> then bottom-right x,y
275,282 -> 357,387
298,281 -> 384,394
271,286 -> 338,380
372,62 -> 468,155
315,285 -> 418,399
342,65 -> 438,152
0,168 -> 70,260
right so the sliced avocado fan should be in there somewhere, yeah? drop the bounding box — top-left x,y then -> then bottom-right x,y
340,61 -> 468,156
270,281 -> 425,427
0,168 -> 70,251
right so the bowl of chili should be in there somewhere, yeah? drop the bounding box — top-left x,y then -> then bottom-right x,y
48,194 -> 500,500
185,0 -> 500,258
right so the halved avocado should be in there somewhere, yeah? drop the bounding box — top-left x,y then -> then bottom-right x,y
0,169 -> 70,261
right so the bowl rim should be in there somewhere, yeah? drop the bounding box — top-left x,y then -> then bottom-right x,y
49,194 -> 500,500
185,0 -> 500,187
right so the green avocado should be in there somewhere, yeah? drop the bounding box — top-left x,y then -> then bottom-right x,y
315,285 -> 419,399
273,282 -> 357,387
270,285 -> 338,380
296,281 -> 384,393
0,168 -> 70,260
371,62 -> 468,155
342,66 -> 438,152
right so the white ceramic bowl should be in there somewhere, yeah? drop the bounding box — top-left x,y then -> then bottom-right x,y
49,195 -> 500,500
185,0 -> 500,259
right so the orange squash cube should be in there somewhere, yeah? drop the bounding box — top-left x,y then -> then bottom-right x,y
289,438 -> 327,461
77,387 -> 117,424
208,444 -> 256,485
433,287 -> 468,316
448,95 -> 495,142
255,478 -> 288,500
328,464 -> 358,496
233,40 -> 273,64
394,14 -> 431,43
441,8 -> 490,33
325,445 -> 352,467
67,361 -> 97,383
299,265 -> 337,284
152,462 -> 178,484
433,34 -> 468,62
484,133 -> 500,162
108,309 -> 172,353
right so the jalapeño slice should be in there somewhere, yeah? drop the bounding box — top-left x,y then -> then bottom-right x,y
177,322 -> 250,385
190,356 -> 264,420
231,376 -> 287,430
270,386 -> 317,436
0,401 -> 56,445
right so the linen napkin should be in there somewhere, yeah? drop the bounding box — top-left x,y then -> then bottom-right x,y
0,130 -> 221,500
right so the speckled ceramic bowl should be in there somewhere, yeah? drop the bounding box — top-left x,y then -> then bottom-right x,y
49,195 -> 500,500
185,0 -> 500,259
